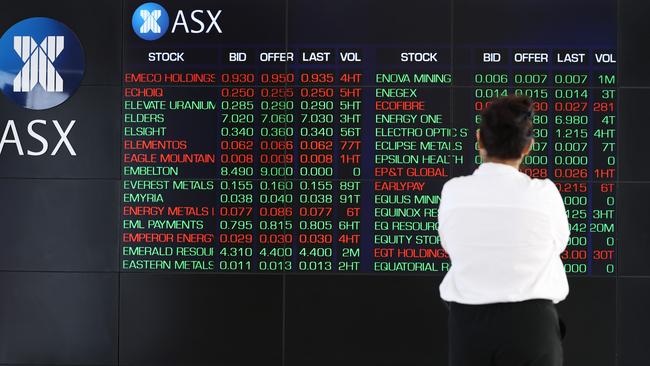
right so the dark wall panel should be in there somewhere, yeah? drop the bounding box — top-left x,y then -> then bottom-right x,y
619,0 -> 650,86
0,179 -> 118,272
618,183 -> 650,276
618,278 -> 650,366
284,276 -> 615,366
119,274 -> 283,366
0,272 -> 118,365
556,278 -> 616,366
289,0 -> 451,44
285,275 -> 448,366
619,89 -> 650,181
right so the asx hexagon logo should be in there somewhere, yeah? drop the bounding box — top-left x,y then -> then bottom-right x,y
0,17 -> 85,110
132,2 -> 170,41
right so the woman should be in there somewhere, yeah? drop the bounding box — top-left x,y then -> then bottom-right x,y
439,95 -> 569,366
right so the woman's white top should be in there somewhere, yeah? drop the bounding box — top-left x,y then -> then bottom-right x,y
438,162 -> 570,304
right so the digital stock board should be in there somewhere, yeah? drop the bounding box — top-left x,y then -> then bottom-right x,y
120,0 -> 618,275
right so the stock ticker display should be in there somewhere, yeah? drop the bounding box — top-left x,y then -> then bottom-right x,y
120,0 -> 617,275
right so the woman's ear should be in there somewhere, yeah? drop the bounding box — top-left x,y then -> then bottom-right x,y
476,129 -> 484,149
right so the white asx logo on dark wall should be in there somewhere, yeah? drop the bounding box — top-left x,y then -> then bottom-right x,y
0,17 -> 84,110
139,9 -> 163,34
132,3 -> 169,40
0,17 -> 83,157
13,36 -> 65,93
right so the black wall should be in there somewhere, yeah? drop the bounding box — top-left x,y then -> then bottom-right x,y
0,1 -> 648,365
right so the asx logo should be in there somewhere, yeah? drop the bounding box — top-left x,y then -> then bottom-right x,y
132,2 -> 223,41
132,2 -> 169,40
0,17 -> 85,110
13,36 -> 65,93
0,18 -> 84,156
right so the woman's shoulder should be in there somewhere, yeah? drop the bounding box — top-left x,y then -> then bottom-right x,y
529,177 -> 558,190
526,178 -> 563,204
442,171 -> 559,191
441,175 -> 471,192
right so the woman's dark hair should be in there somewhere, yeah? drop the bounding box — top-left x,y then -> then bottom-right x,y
479,94 -> 534,160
